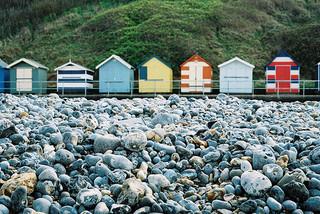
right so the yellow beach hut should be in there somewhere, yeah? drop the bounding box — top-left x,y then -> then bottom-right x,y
138,56 -> 173,93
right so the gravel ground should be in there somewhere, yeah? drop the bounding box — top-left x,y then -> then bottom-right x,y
0,93 -> 320,213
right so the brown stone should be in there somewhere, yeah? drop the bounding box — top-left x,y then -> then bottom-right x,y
19,112 -> 29,118
206,188 -> 225,201
0,172 -> 37,196
193,136 -> 208,147
276,155 -> 289,168
177,177 -> 194,186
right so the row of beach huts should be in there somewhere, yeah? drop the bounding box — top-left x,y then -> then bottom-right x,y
0,51 -> 317,94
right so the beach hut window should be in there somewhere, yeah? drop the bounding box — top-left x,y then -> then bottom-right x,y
140,66 -> 148,80
16,68 -> 32,91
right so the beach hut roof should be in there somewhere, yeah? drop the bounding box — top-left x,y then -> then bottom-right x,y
55,60 -> 93,72
7,58 -> 49,70
0,59 -> 8,68
218,57 -> 255,69
181,54 -> 211,67
139,56 -> 171,69
96,55 -> 133,70
266,50 -> 299,66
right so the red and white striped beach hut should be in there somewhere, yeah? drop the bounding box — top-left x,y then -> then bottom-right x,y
266,51 -> 300,93
180,54 -> 212,93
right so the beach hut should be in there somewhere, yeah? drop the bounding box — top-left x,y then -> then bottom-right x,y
317,62 -> 320,91
55,60 -> 94,93
180,54 -> 212,93
96,55 -> 134,93
138,56 -> 173,93
218,57 -> 255,93
0,59 -> 9,93
7,58 -> 48,94
266,51 -> 300,93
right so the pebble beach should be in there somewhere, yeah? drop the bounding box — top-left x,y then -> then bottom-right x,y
0,93 -> 320,213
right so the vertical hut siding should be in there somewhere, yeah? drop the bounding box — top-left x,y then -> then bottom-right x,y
138,57 -> 173,93
10,62 -> 47,94
56,62 -> 94,92
219,60 -> 253,94
318,64 -> 320,91
266,52 -> 299,93
180,55 -> 212,93
0,68 -> 9,93
99,59 -> 133,93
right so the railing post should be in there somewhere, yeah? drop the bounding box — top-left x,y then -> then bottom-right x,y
108,82 -> 110,97
131,80 -> 133,97
202,80 -> 204,96
303,80 -> 305,97
252,79 -> 255,98
85,75 -> 87,97
277,81 -> 279,99
62,83 -> 64,97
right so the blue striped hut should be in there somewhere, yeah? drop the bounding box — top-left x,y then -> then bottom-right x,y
55,60 -> 94,93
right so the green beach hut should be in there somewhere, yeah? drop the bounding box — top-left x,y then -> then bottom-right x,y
7,58 -> 48,94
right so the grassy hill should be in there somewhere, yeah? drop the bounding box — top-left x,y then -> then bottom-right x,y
1,0 -> 320,80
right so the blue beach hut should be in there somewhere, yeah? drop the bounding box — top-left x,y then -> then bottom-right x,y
96,55 -> 134,93
318,62 -> 320,91
0,59 -> 9,93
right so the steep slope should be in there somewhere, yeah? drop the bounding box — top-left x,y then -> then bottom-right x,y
1,0 -> 320,79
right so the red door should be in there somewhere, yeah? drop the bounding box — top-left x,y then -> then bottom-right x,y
276,66 -> 290,93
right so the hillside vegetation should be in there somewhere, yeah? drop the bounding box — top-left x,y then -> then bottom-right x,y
1,0 -> 320,79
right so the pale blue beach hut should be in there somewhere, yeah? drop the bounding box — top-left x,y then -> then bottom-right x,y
96,55 -> 134,93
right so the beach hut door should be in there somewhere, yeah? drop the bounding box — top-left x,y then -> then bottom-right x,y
16,68 -> 32,92
189,61 -> 203,92
276,66 -> 290,92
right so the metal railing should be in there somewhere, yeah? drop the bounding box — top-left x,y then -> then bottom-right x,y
0,79 -> 319,98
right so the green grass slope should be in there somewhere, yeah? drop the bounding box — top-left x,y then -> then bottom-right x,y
1,0 -> 320,80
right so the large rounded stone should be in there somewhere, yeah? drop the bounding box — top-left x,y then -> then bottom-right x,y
304,196 -> 320,212
151,113 -> 180,126
252,149 -> 275,170
94,134 -> 121,153
76,188 -> 102,208
32,198 -> 51,213
263,164 -> 284,183
11,186 -> 28,213
103,154 -> 133,171
0,172 -> 37,196
148,174 -> 170,192
239,200 -> 257,213
267,197 -> 282,211
38,168 -> 58,182
282,181 -> 309,202
309,146 -> 320,164
55,149 -> 75,165
241,171 -> 272,196
122,132 -> 147,152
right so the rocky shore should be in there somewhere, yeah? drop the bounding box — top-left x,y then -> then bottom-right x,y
0,93 -> 320,213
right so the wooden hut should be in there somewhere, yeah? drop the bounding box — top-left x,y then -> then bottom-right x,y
180,54 -> 212,93
266,51 -> 300,93
7,58 -> 48,94
96,55 -> 134,93
218,57 -> 254,93
55,60 -> 94,93
138,56 -> 172,93
0,59 -> 9,93
317,62 -> 320,91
